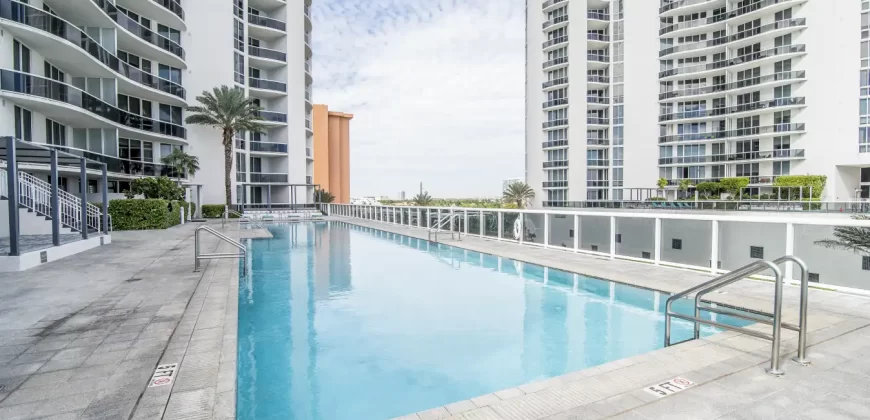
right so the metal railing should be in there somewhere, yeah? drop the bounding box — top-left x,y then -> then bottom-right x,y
428,211 -> 462,242
664,256 -> 810,376
222,208 -> 260,229
194,226 -> 247,274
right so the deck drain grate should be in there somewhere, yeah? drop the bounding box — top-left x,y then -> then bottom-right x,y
126,278 -> 143,283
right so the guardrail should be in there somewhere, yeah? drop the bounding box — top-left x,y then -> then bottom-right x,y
194,226 -> 246,274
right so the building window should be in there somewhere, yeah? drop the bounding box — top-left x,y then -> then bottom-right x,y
13,40 -> 31,73
750,246 -> 764,259
118,95 -> 153,118
44,61 -> 64,82
158,64 -> 182,84
46,119 -> 66,146
118,50 -> 151,74
159,104 -> 183,125
157,24 -> 181,45
14,106 -> 32,142
672,239 -> 682,250
234,19 -> 244,51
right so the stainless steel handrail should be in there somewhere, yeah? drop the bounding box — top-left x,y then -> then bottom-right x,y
428,210 -> 462,242
194,225 -> 247,274
664,255 -> 810,376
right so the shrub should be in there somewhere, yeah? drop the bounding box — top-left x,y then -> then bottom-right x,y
695,182 -> 722,198
773,175 -> 827,199
108,199 -> 173,230
719,177 -> 750,197
201,204 -> 238,218
130,177 -> 184,201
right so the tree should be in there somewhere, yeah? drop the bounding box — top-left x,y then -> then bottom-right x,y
719,177 -> 750,198
815,215 -> 870,255
185,86 -> 266,207
314,189 -> 335,204
161,149 -> 200,183
412,192 -> 433,206
129,177 -> 184,201
503,182 -> 535,209
657,177 -> 668,189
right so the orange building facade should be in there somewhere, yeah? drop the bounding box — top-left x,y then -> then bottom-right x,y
312,105 -> 353,203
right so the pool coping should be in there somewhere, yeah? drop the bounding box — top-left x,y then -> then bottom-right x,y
328,217 -> 870,420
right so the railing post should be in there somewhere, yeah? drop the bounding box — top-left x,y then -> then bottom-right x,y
544,213 -> 550,247
417,208 -> 421,227
768,266 -> 786,376
710,220 -> 719,273
6,137 -> 20,256
518,213 -> 523,244
50,149 -> 60,246
573,214 -> 579,252
479,210 -> 484,236
654,218 -> 662,265
80,158 -> 88,240
785,222 -> 794,280
463,210 -> 468,235
609,216 -> 616,259
498,212 -> 503,241
101,164 -> 109,234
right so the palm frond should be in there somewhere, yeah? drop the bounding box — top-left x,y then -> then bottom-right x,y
814,215 -> 870,255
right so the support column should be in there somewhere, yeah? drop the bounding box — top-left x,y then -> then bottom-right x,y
785,222 -> 794,280
267,185 -> 272,210
479,210 -> 484,236
654,218 -> 662,265
101,164 -> 109,234
544,214 -> 550,247
50,149 -> 60,246
711,220 -> 719,274
196,185 -> 202,218
6,137 -> 20,256
609,216 -> 616,259
573,214 -> 579,252
463,211 -> 469,234
80,158 -> 88,240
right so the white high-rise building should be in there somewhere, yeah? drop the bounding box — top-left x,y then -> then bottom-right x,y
0,0 -> 313,208
527,0 -> 867,206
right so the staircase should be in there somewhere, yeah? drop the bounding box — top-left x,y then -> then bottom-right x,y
0,169 -> 103,234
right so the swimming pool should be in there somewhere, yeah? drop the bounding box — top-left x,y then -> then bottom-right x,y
236,222 -> 750,420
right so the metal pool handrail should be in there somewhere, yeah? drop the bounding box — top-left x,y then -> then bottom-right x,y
664,256 -> 809,376
194,225 -> 247,274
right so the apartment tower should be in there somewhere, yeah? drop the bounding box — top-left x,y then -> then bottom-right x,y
312,104 -> 352,203
0,0 -> 313,207
528,0 -> 867,206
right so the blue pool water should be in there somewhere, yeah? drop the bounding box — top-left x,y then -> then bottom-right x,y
236,222 -> 750,420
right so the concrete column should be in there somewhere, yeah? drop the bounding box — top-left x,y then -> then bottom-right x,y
50,149 -> 60,246
101,164 -> 109,234
80,158 -> 88,240
6,137 -> 20,256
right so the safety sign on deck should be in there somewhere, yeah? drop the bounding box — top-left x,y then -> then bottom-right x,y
148,363 -> 179,388
643,377 -> 695,398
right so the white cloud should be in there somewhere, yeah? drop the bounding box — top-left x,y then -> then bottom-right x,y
312,0 -> 525,198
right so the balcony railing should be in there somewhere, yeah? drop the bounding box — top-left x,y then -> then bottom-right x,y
542,77 -> 568,89
659,107 -> 727,122
254,110 -> 288,123
99,1 -> 185,60
543,119 -> 569,129
726,97 -> 806,114
659,84 -> 726,100
587,33 -> 610,42
46,145 -> 181,178
249,77 -> 287,92
543,36 -> 568,49
587,96 -> 609,105
659,13 -> 726,36
587,75 -> 610,84
587,117 -> 610,125
587,138 -> 610,146
542,0 -> 567,9
543,98 -> 568,109
658,71 -> 806,100
543,56 -> 568,69
587,159 -> 609,167
659,59 -> 728,78
0,70 -> 186,139
728,0 -> 797,20
657,124 -> 805,144
249,141 -> 288,153
658,149 -> 806,165
587,54 -> 609,63
248,46 -> 287,62
250,172 -> 289,183
155,0 -> 184,21
660,0 -> 716,14
543,15 -> 568,29
659,36 -> 726,57
728,18 -> 806,44
543,160 -> 568,168
0,0 -> 185,99
543,181 -> 568,188
248,14 -> 287,32
729,45 -> 806,68
587,180 -> 609,187
587,11 -> 610,21
542,140 -> 568,148
658,131 -> 726,144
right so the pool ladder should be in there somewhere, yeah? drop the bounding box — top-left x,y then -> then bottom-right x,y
194,225 -> 247,274
428,211 -> 461,242
664,256 -> 810,376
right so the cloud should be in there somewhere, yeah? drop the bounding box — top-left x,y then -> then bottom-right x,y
312,0 -> 525,198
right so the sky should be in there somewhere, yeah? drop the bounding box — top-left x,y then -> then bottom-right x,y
311,0 -> 526,199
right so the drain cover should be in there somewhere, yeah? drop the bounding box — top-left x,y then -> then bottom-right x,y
0,384 -> 6,391
126,278 -> 142,283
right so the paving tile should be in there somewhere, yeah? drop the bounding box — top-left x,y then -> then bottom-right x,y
444,400 -> 478,415
82,350 -> 128,367
471,393 -> 501,408
163,387 -> 215,420
20,370 -> 75,389
29,391 -> 98,418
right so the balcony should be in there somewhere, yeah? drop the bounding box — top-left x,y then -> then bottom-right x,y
114,0 -> 185,29
249,141 -> 288,154
543,36 -> 568,50
727,45 -> 806,72
659,13 -> 726,36
659,108 -> 727,123
250,172 -> 289,183
542,77 -> 568,90
587,138 -> 609,146
542,0 -> 567,11
543,98 -> 568,110
305,119 -> 313,132
153,0 -> 184,22
728,18 -> 807,48
543,160 -> 568,169
587,96 -> 609,106
0,70 -> 186,143
306,147 -> 313,160
726,97 -> 806,116
587,11 -> 610,22
248,14 -> 287,38
727,0 -> 807,25
659,71 -> 806,101
47,145 -> 182,178
543,119 -> 569,129
587,180 -> 609,187
542,140 -> 568,149
542,15 -> 569,30
587,159 -> 609,167
659,60 -> 728,80
659,37 -> 726,59
543,181 -> 568,188
587,75 -> 610,86
543,56 -> 568,70
658,149 -> 805,165
658,84 -> 726,101
587,54 -> 609,70
659,0 -> 724,16
0,0 -> 186,104
248,46 -> 287,67
657,124 -> 805,144
88,0 -> 186,67
249,77 -> 287,98
254,110 -> 288,125
587,117 -> 609,126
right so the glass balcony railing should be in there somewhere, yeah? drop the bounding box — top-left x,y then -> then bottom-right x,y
542,77 -> 568,89
249,77 -> 287,92
728,18 -> 806,44
658,149 -> 806,165
659,36 -> 726,57
587,54 -> 610,63
0,70 -> 186,139
542,36 -> 568,49
543,160 -> 568,168
254,110 -> 288,123
729,45 -> 806,67
728,0 -> 796,20
155,0 -> 184,21
543,98 -> 568,108
250,172 -> 289,183
587,180 -> 609,187
657,123 -> 806,144
587,138 -> 610,146
587,96 -> 609,105
587,11 -> 610,21
46,145 -> 182,178
543,56 -> 568,69
249,141 -> 288,153
91,0 -> 185,60
543,119 -> 569,129
665,178 -> 722,186
542,0 -> 567,9
543,181 -> 568,188
659,108 -> 727,122
659,13 -> 726,36
660,0 -> 715,14
542,15 -> 568,29
587,159 -> 609,167
587,33 -> 610,42
0,0 -> 185,99
658,71 -> 806,100
542,140 -> 568,148
726,97 -> 806,114
587,117 -> 610,125
659,59 -> 728,78
248,14 -> 287,32
248,46 -> 287,62
587,75 -> 610,84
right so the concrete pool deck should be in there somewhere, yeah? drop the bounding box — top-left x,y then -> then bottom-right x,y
331,216 -> 870,420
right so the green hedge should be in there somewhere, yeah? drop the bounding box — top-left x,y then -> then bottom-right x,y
773,175 -> 827,199
202,204 -> 225,218
109,199 -> 174,230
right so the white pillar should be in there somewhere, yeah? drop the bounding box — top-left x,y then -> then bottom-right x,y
518,214 -> 523,244
479,211 -> 484,236
417,208 -> 421,227
498,212 -> 503,241
654,218 -> 662,265
573,214 -> 580,252
785,222 -> 794,280
609,216 -> 616,259
711,220 -> 719,274
464,211 -> 469,234
544,214 -> 550,247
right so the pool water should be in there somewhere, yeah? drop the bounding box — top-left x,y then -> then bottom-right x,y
236,222 -> 750,420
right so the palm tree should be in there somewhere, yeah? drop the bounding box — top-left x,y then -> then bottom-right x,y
185,86 -> 266,207
314,189 -> 335,204
412,192 -> 433,206
503,182 -> 535,209
815,215 -> 870,254
161,149 -> 200,184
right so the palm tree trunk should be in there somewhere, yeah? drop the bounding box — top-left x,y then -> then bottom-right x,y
223,129 -> 234,208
